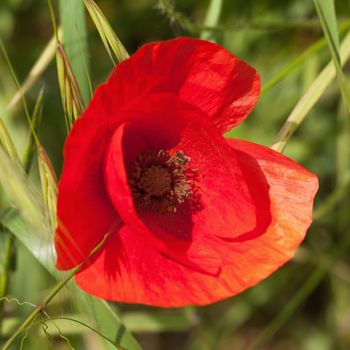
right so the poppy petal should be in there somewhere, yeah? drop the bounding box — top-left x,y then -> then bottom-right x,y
74,138 -> 318,307
75,225 -> 225,307
104,92 -> 269,242
225,138 -> 319,243
55,87 -> 121,270
103,93 -> 271,273
106,37 -> 260,133
104,121 -> 222,276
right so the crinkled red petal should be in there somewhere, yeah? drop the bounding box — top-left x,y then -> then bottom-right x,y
105,37 -> 260,133
103,94 -> 224,276
55,86 -> 122,270
104,92 -> 268,242
75,138 -> 317,306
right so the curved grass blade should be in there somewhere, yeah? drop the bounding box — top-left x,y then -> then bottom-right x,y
0,38 -> 40,146
37,145 -> 58,233
0,166 -> 141,350
0,148 -> 54,273
0,148 -> 50,240
1,207 -> 141,350
84,0 -> 129,65
41,316 -> 123,348
314,0 -> 340,53
56,42 -> 85,129
0,118 -> 20,165
22,88 -> 44,173
59,0 -> 90,105
261,20 -> 350,95
0,265 -> 80,350
5,230 -> 136,350
6,28 -> 62,112
0,89 -> 46,336
314,0 -> 350,113
200,0 -> 223,42
271,31 -> 350,153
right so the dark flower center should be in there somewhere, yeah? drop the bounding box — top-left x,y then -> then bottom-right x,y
127,149 -> 195,213
138,165 -> 172,197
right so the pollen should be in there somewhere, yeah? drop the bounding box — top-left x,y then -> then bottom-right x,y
127,149 -> 197,213
139,165 -> 172,197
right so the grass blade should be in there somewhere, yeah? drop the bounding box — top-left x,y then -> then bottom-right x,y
22,88 -> 44,173
84,0 -> 129,65
271,31 -> 350,153
1,207 -> 142,350
0,38 -> 40,146
42,316 -> 123,347
37,145 -> 58,233
0,151 -> 141,349
56,42 -> 85,129
0,118 -> 20,165
6,28 -> 62,112
59,0 -> 90,105
200,0 -> 223,42
0,148 -> 50,236
0,161 -> 54,280
1,214 -> 141,348
314,0 -> 350,112
314,0 -> 340,56
1,266 -> 80,350
261,20 -> 350,95
0,89 -> 45,336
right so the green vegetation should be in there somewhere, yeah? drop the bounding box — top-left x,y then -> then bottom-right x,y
1,0 -> 350,349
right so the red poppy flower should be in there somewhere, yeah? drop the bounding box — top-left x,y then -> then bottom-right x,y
55,37 -> 318,307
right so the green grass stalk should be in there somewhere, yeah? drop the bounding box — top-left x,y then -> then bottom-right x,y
1,266 -> 80,350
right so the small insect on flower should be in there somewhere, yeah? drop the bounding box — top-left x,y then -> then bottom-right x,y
55,37 -> 318,307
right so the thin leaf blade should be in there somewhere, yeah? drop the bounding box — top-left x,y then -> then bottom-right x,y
314,0 -> 350,112
200,0 -> 223,42
84,0 -> 129,64
272,31 -> 350,152
59,0 -> 90,104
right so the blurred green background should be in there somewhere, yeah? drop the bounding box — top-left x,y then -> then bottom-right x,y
1,0 -> 350,349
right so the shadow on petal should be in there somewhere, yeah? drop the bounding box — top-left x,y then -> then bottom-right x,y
218,148 -> 272,242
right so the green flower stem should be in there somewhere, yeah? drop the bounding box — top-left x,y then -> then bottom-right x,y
1,265 -> 80,350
